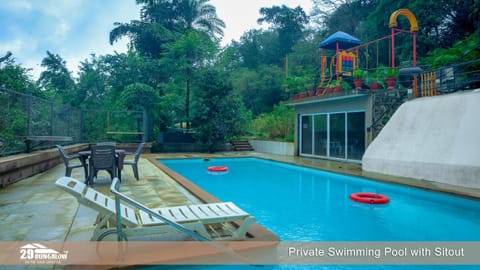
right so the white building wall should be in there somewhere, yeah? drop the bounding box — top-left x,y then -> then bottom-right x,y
362,90 -> 480,188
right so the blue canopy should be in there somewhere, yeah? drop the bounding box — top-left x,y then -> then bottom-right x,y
319,31 -> 361,50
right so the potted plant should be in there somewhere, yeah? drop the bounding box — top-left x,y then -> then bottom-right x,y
369,80 -> 380,90
341,80 -> 353,93
316,86 -> 325,96
353,69 -> 365,90
333,81 -> 342,93
326,82 -> 334,94
384,67 -> 399,89
367,70 -> 381,90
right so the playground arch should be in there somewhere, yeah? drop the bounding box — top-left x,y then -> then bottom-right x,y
389,9 -> 419,32
389,8 -> 418,67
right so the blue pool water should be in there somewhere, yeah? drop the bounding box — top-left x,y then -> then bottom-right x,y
160,157 -> 480,241
150,157 -> 480,270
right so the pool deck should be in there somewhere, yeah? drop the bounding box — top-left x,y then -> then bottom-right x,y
1,151 -> 480,269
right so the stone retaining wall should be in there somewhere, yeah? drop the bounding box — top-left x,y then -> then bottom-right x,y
249,140 -> 294,156
0,144 -> 88,188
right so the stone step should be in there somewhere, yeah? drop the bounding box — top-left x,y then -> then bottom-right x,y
230,140 -> 254,151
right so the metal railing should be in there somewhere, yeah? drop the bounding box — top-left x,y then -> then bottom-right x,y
110,177 -> 209,242
289,59 -> 480,102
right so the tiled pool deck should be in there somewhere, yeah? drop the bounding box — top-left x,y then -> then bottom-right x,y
1,151 -> 479,269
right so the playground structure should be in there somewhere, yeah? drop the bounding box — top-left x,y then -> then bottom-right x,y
315,9 -> 421,95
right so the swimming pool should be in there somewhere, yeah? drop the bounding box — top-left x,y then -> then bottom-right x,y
159,157 -> 480,242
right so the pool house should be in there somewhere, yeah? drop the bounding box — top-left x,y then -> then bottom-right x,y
286,88 -> 407,163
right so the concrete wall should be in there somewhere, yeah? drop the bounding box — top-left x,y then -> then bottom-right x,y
362,90 -> 480,188
249,140 -> 294,156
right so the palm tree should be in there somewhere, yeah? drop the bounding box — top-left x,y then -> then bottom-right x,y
175,0 -> 225,125
136,0 -> 225,125
176,0 -> 225,41
136,0 -> 225,40
110,0 -> 225,127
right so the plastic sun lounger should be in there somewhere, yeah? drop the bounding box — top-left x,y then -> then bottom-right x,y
55,177 -> 255,241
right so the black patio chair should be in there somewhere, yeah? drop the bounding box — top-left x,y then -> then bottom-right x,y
88,144 -> 117,185
97,141 -> 117,147
123,142 -> 145,181
56,145 -> 86,177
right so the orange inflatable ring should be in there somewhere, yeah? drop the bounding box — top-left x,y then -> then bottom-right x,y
349,192 -> 389,204
207,166 -> 228,172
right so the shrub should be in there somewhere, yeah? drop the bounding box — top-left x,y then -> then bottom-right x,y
252,104 -> 294,142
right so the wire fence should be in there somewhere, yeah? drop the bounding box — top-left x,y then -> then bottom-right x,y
0,87 -> 146,156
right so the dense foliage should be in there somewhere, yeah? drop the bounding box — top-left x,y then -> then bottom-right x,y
1,0 -> 479,150
192,68 -> 248,151
252,104 -> 295,141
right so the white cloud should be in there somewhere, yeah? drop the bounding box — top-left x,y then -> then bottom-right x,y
1,0 -> 33,12
0,39 -> 25,53
37,0 -> 84,20
52,20 -> 71,41
210,0 -> 313,46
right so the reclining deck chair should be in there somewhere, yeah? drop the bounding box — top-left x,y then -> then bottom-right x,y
56,177 -> 255,241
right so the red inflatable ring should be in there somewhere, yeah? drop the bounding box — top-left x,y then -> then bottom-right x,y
349,192 -> 389,204
207,166 -> 228,172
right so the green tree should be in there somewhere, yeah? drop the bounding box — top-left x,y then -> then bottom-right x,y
232,65 -> 286,116
102,51 -> 164,96
76,54 -> 110,108
235,29 -> 281,67
257,5 -> 309,57
162,30 -> 217,126
423,34 -> 480,68
192,68 -> 247,152
119,82 -> 160,141
111,0 -> 225,57
37,51 -> 76,105
0,52 -> 37,95
110,20 -> 174,58
0,54 -> 39,154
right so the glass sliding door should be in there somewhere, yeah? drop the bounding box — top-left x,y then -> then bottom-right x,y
329,113 -> 346,159
347,112 -> 365,160
300,115 -> 313,155
299,111 -> 365,161
314,114 -> 327,156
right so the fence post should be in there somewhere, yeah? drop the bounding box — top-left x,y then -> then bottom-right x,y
26,95 -> 32,137
50,102 -> 54,137
142,110 -> 147,143
80,109 -> 84,142
412,75 -> 418,98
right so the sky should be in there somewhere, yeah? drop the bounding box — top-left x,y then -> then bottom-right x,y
0,0 -> 313,80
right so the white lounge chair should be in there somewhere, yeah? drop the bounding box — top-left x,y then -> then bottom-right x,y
56,176 -> 255,241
